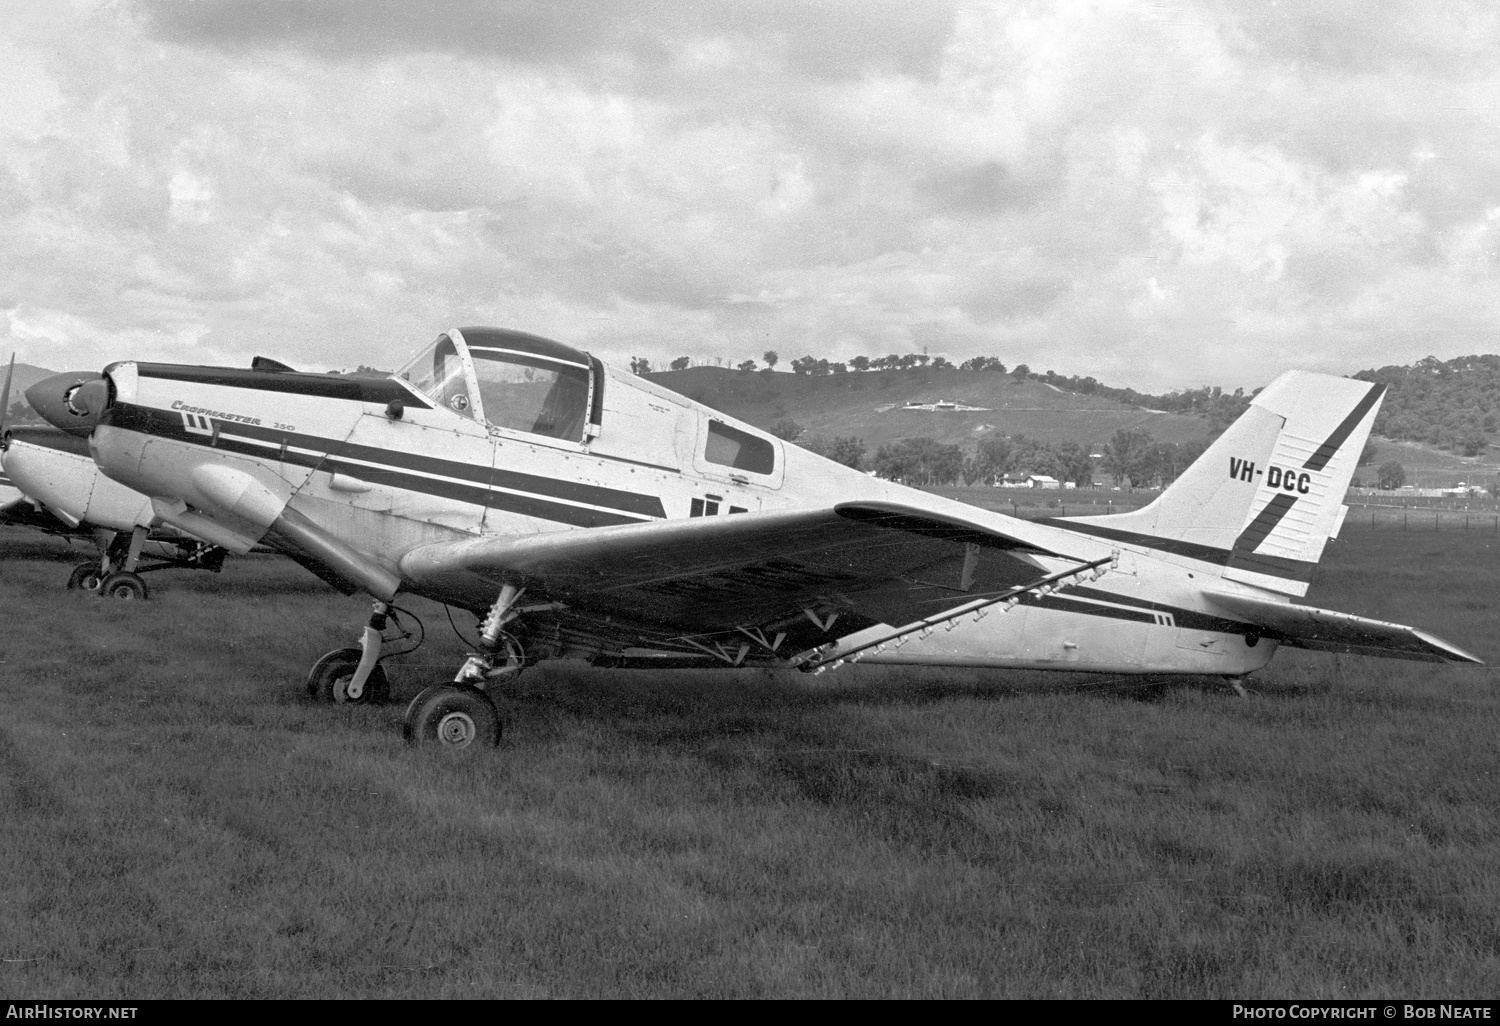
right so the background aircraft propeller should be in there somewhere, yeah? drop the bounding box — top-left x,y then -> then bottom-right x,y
0,353 -> 14,446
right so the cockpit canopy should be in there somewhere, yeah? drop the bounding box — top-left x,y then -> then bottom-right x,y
397,328 -> 602,442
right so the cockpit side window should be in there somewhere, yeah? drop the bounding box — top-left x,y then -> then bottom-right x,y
397,335 -> 475,417
472,350 -> 591,441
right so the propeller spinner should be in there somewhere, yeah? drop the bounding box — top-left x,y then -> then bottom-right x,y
25,372 -> 112,438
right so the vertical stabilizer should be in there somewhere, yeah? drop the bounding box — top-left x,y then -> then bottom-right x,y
1057,371 -> 1384,596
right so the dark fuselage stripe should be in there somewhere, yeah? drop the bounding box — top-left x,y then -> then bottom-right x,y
104,402 -> 658,529
1015,589 -> 1271,640
1064,585 -> 1266,636
137,364 -> 431,408
1034,518 -> 1230,565
205,411 -> 667,518
1036,516 -> 1317,583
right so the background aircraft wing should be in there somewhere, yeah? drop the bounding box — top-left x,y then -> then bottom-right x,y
400,502 -> 1083,660
1203,591 -> 1481,664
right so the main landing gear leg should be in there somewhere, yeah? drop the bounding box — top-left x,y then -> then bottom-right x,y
404,585 -> 523,752
1225,675 -> 1250,699
68,529 -> 118,593
99,525 -> 150,601
307,600 -> 392,704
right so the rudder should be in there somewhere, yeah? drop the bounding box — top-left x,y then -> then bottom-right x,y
1059,371 -> 1385,596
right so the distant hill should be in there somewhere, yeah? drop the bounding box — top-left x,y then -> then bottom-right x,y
4,362 -> 66,426
644,366 -> 1217,450
1355,355 -> 1500,455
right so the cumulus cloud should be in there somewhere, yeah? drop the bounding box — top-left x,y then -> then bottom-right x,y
2,0 -> 1498,389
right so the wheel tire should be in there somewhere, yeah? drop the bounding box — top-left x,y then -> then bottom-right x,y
99,571 -> 148,601
66,561 -> 104,592
306,648 -> 391,705
403,685 -> 501,751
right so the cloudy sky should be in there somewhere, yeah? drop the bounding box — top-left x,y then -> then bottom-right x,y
4,1 -> 1499,390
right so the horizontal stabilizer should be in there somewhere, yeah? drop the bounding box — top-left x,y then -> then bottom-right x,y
1204,590 -> 1482,664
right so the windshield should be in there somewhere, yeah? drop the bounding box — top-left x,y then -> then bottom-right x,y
397,335 -> 475,417
472,350 -> 590,440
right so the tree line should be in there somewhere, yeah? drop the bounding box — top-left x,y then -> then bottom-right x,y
772,421 -> 1212,490
643,349 -> 1257,432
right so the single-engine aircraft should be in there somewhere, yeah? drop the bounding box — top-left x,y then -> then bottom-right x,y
2,360 -> 226,598
35,327 -> 1479,751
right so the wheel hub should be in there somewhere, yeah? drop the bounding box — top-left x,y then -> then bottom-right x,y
437,711 -> 477,748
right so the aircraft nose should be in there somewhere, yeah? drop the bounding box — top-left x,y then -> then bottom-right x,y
25,372 -> 112,438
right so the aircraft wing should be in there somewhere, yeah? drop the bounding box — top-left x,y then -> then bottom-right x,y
400,502 -> 1082,659
1203,591 -> 1482,664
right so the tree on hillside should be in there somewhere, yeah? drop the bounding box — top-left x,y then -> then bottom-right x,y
872,437 -> 963,485
802,435 -> 866,469
826,436 -> 865,469
850,355 -> 870,372
1377,461 -> 1407,490
960,356 -> 1005,372
737,359 -> 757,372
1055,441 -> 1095,487
1102,428 -> 1153,490
964,436 -> 1014,484
630,357 -> 652,375
763,350 -> 779,370
931,356 -> 953,370
1011,364 -> 1030,379
770,419 -> 804,441
1008,434 -> 1064,478
670,356 -> 691,371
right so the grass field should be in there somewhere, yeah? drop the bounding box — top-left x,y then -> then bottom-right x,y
1,525 -> 1498,998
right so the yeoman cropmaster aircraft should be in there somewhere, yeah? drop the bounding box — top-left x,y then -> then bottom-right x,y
27,327 -> 1478,752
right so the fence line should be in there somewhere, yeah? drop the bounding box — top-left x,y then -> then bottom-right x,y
987,505 -> 1499,531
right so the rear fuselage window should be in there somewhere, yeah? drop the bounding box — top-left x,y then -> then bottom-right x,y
705,420 -> 775,474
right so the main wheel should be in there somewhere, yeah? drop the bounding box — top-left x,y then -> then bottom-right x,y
306,647 -> 391,704
66,561 -> 104,592
403,685 -> 501,751
99,571 -> 148,601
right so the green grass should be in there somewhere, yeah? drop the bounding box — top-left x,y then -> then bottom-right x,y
1,526 -> 1498,997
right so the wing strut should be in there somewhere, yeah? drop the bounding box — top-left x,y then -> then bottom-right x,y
793,551 -> 1119,674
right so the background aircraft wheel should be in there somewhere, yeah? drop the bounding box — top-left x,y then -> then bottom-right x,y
306,648 -> 391,704
99,571 -> 148,601
403,685 -> 501,751
66,561 -> 104,592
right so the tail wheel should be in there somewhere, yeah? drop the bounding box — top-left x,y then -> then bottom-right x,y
403,685 -> 501,751
66,561 -> 104,592
306,647 -> 391,705
99,571 -> 148,601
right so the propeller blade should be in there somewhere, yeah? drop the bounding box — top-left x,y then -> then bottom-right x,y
0,353 -> 14,442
